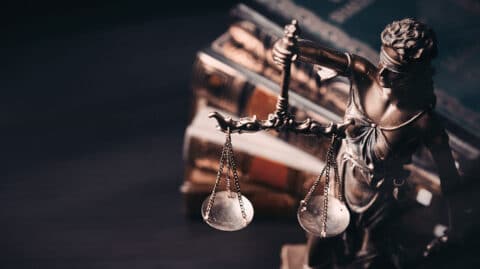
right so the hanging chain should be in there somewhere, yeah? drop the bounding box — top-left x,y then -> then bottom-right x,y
204,131 -> 229,220
299,134 -> 341,237
320,135 -> 336,237
301,164 -> 327,211
226,133 -> 248,221
225,133 -> 232,198
332,138 -> 343,202
204,128 -> 247,222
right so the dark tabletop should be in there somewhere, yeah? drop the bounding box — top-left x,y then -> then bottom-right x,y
0,2 -> 305,268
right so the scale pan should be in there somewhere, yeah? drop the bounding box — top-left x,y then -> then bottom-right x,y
201,191 -> 254,231
297,195 -> 350,237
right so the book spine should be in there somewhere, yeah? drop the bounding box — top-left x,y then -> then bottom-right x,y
190,54 -> 253,121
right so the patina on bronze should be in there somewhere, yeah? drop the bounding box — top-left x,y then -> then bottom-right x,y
273,18 -> 461,268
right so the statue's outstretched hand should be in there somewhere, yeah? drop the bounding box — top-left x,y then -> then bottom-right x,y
272,38 -> 297,70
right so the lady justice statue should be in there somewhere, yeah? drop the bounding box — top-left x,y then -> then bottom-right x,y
272,18 -> 462,268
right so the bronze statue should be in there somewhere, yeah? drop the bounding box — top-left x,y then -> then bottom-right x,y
208,18 -> 462,268
272,18 -> 462,268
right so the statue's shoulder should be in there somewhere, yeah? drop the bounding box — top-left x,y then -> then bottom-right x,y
349,54 -> 377,81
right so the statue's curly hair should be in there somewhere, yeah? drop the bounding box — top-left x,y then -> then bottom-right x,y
381,18 -> 437,64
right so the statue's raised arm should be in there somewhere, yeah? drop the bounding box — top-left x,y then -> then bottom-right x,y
209,20 -> 353,137
272,30 -> 376,80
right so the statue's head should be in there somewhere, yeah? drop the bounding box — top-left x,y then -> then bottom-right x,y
378,18 -> 437,90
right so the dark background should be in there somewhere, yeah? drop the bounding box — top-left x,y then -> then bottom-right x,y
1,1 -> 307,268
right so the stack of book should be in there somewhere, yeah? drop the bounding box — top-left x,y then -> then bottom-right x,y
181,2 -> 480,249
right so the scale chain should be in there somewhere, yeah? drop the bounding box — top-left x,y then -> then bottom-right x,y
204,132 -> 230,220
301,165 -> 327,210
225,132 -> 232,198
226,133 -> 248,221
321,138 -> 334,237
332,139 -> 343,202
299,134 -> 342,237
